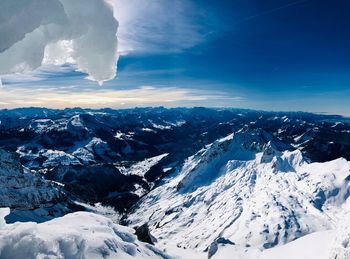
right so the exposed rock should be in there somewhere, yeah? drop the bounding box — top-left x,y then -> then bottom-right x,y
135,223 -> 157,245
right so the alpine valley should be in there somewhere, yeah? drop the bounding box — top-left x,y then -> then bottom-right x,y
0,107 -> 349,259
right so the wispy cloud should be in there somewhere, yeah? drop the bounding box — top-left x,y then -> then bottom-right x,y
1,65 -> 75,85
113,0 -> 207,54
1,64 -> 98,92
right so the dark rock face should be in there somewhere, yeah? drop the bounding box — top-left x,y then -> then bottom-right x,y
46,164 -> 149,212
134,224 -> 156,245
0,148 -> 63,209
0,148 -> 76,223
207,237 -> 235,258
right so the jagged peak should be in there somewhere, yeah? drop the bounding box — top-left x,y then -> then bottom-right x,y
176,133 -> 256,193
176,132 -> 305,193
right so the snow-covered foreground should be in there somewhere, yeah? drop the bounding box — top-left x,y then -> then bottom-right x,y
128,132 -> 350,258
211,230 -> 334,259
1,207 -> 348,259
0,208 -> 171,259
213,200 -> 350,259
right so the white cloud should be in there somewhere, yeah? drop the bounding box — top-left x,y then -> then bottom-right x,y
0,0 -> 118,84
113,0 -> 205,54
0,0 -> 207,85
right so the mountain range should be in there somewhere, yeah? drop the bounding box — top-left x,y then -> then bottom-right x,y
0,107 -> 349,258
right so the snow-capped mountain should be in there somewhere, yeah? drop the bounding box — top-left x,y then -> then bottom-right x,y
1,107 -> 349,170
0,107 -> 349,258
127,131 -> 350,257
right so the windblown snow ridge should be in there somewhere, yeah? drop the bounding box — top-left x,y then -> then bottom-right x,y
0,208 -> 171,259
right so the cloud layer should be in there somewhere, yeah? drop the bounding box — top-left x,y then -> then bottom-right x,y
0,85 -> 243,109
0,0 -> 118,84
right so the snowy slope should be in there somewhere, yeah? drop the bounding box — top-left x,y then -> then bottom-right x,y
211,230 -> 334,259
0,208 -> 171,259
328,200 -> 350,259
213,200 -> 350,259
128,132 -> 350,257
120,153 -> 169,177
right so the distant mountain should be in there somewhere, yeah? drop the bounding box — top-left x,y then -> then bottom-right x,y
0,107 -> 349,215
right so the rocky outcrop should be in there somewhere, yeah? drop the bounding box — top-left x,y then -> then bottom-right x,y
0,149 -> 63,209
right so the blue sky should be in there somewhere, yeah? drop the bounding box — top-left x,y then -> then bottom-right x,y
1,0 -> 349,116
